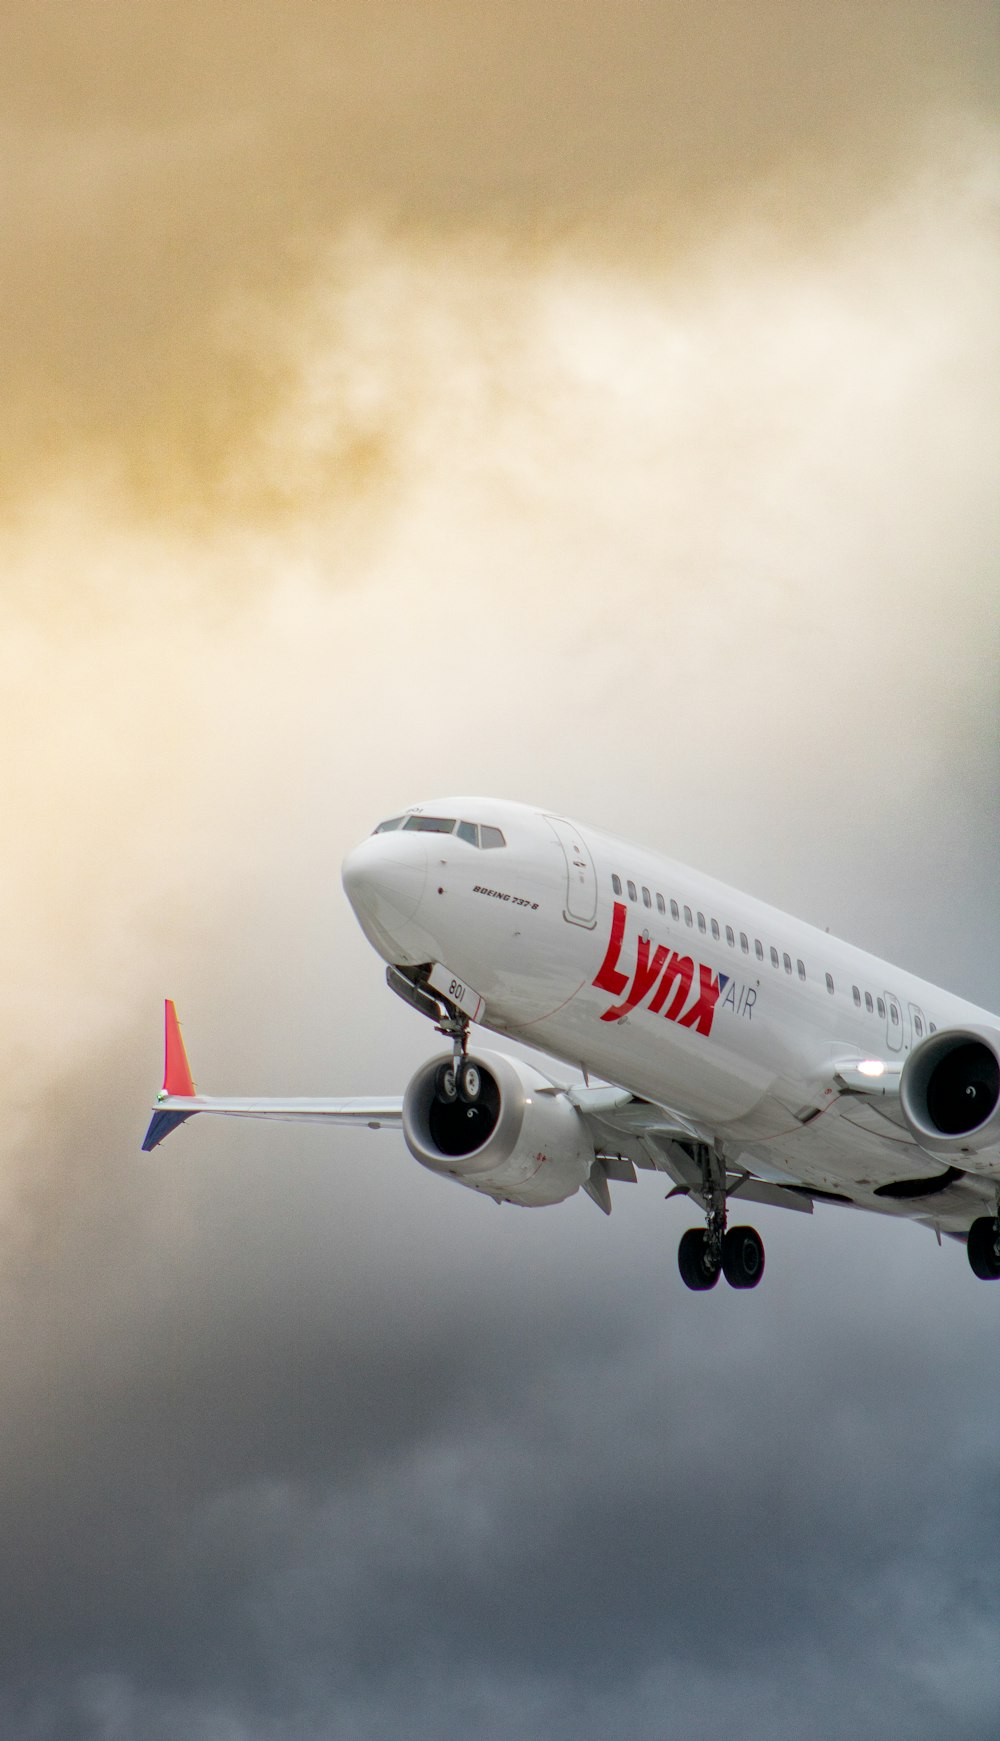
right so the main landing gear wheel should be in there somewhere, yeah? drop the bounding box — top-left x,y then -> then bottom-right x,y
967,1216 -> 1000,1280
722,1225 -> 765,1290
678,1228 -> 720,1291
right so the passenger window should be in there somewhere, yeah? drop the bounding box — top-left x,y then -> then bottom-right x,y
890,1003 -> 899,1025
612,874 -> 622,896
864,992 -> 873,1013
740,933 -> 749,954
627,880 -> 637,902
656,893 -> 666,915
877,997 -> 885,1018
914,1013 -> 924,1036
480,826 -> 506,849
697,912 -> 707,934
711,918 -> 720,940
726,925 -> 735,947
929,1022 -> 937,1033
755,940 -> 764,961
684,905 -> 693,927
825,973 -> 834,994
797,959 -> 806,981
642,886 -> 651,908
456,821 -> 479,846
670,900 -> 680,921
853,986 -> 861,1007
783,953 -> 792,974
770,946 -> 779,969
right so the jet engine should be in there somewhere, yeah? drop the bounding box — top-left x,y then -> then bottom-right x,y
402,1049 -> 595,1207
899,1025 -> 1000,1157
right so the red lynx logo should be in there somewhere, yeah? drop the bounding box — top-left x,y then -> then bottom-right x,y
592,902 -> 755,1033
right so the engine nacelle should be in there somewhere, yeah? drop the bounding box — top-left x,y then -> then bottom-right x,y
899,1025 -> 1000,1158
402,1050 -> 595,1207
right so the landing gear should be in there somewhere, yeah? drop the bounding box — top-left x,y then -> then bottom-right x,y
433,1005 -> 479,1105
394,970 -> 483,1110
967,1215 -> 1000,1280
678,1228 -> 720,1290
722,1225 -> 765,1289
457,1059 -> 482,1105
676,1143 -> 765,1292
435,1061 -> 458,1104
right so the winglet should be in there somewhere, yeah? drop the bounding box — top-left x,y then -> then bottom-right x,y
163,999 -> 196,1096
141,1000 -> 196,1152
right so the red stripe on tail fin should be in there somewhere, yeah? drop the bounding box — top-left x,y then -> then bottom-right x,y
163,1000 -> 196,1096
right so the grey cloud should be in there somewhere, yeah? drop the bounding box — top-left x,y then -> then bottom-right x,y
3,1029 -> 999,1738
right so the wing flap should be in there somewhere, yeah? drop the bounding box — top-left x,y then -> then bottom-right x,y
727,1177 -> 814,1214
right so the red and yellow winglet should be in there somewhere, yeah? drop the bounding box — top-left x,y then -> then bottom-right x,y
162,999 -> 195,1096
142,1000 -> 197,1151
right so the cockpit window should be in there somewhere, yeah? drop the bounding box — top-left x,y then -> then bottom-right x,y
379,814 -> 507,848
402,815 -> 457,834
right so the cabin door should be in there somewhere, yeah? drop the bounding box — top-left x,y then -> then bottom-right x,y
545,816 -> 598,929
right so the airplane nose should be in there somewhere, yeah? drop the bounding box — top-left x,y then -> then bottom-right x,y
341,833 -> 428,941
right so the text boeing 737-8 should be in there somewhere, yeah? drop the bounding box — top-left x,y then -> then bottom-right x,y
143,798 -> 1000,1289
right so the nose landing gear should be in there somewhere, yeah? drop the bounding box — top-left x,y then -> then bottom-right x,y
388,965 -> 484,1110
676,1144 -> 766,1292
434,1060 -> 459,1104
434,1008 -> 482,1106
457,1059 -> 482,1104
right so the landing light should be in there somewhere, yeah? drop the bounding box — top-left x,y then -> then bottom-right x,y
857,1059 -> 886,1078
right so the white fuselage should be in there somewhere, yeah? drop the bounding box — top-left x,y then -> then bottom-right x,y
341,798 -> 999,1229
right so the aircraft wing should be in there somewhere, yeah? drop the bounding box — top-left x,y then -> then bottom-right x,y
564,1083 -> 823,1215
141,1002 -> 402,1152
558,1082 -> 815,1214
565,1082 -> 712,1143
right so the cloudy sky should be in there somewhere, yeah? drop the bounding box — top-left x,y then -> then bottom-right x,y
2,5 -> 998,1737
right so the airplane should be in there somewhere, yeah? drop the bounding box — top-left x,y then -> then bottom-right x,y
143,798 -> 1000,1289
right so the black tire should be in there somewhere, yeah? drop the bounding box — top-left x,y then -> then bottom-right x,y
678,1228 -> 720,1291
967,1216 -> 1000,1280
722,1225 -> 765,1290
435,1061 -> 458,1105
457,1060 -> 482,1104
